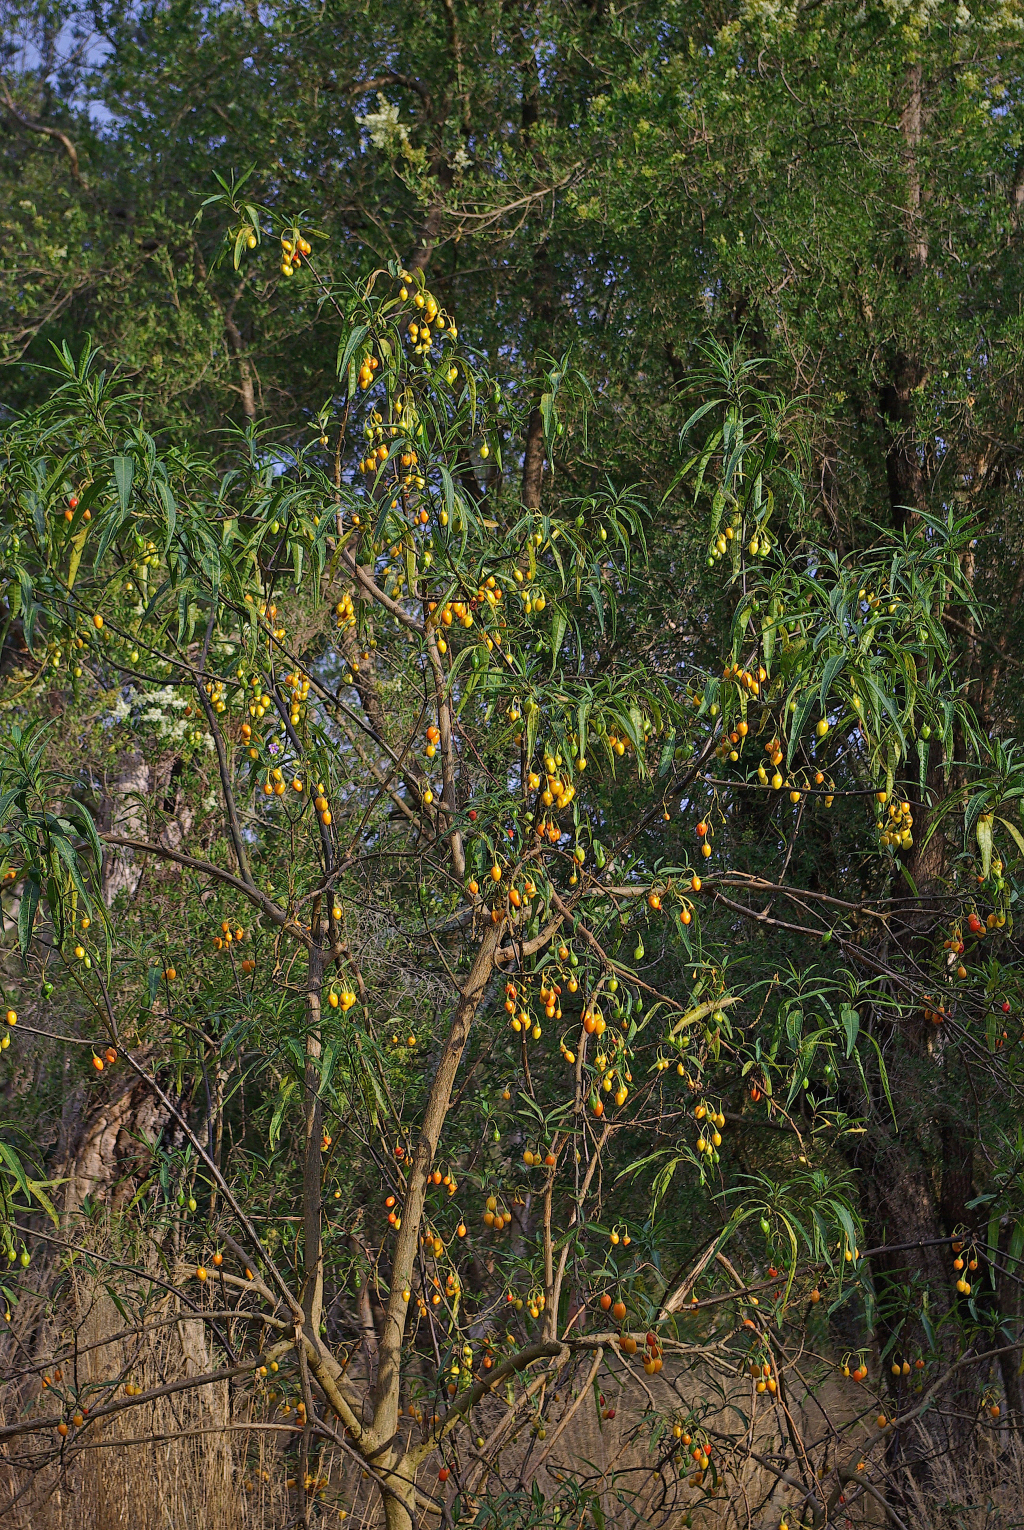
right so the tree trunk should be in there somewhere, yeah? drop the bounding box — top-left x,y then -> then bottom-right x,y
223,306 -> 256,421
877,61 -> 929,532
878,352 -> 926,531
521,241 -> 554,511
367,923 -> 501,1457
99,752 -> 151,906
302,928 -> 325,1334
55,1067 -> 174,1219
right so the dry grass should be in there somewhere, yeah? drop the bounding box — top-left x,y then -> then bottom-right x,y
1,1271 -> 244,1530
897,1423 -> 1024,1530
3,1257 -> 1023,1530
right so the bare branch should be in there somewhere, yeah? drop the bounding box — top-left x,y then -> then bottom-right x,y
0,79 -> 86,185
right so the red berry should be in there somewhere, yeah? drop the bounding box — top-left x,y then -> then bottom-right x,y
438,1467 -> 450,1482
1002,1000 -> 1011,1014
68,495 -> 79,509
468,809 -> 477,820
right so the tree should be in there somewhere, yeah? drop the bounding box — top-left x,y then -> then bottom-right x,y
1,3 -> 1024,1524
2,201 -> 1022,1527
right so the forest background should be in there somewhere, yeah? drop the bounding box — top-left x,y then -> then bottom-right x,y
2,2 -> 1024,1528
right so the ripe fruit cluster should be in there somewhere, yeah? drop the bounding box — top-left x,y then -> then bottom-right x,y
694,1101 -> 726,1160
723,660 -> 764,698
280,231 -> 311,277
708,512 -> 771,564
951,1237 -> 978,1295
876,794 -> 913,850
212,920 -> 246,952
261,767 -> 302,798
749,1358 -> 777,1394
504,981 -> 543,1040
284,669 -> 310,725
482,1194 -> 514,1233
203,678 -> 227,714
335,591 -> 355,629
399,274 -> 457,356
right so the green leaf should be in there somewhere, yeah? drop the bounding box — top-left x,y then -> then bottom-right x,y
762,609 -> 775,670
525,699 -> 541,764
996,816 -> 1024,863
66,799 -> 103,882
988,1206 -> 1001,1289
841,1006 -> 859,1059
649,1155 -> 683,1211
337,324 -> 369,380
677,399 -> 722,446
268,1077 -> 297,1150
1008,1219 -> 1024,1276
50,832 -> 91,908
437,465 -> 457,527
819,653 -> 846,713
112,456 -> 134,513
0,1142 -> 30,1199
539,391 -> 555,447
550,605 -> 567,672
657,726 -> 676,778
786,689 -> 818,768
355,1054 -> 387,1127
17,872 -> 40,955
154,479 -> 177,550
96,499 -> 133,564
25,1177 -> 60,1225
976,812 -> 993,880
863,1034 -> 896,1126
964,791 -> 989,840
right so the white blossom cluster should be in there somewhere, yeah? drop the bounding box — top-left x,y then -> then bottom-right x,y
107,686 -> 213,749
356,94 -> 411,153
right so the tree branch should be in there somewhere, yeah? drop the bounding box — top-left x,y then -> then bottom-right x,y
367,921 -> 503,1453
98,833 -> 314,944
0,79 -> 86,185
